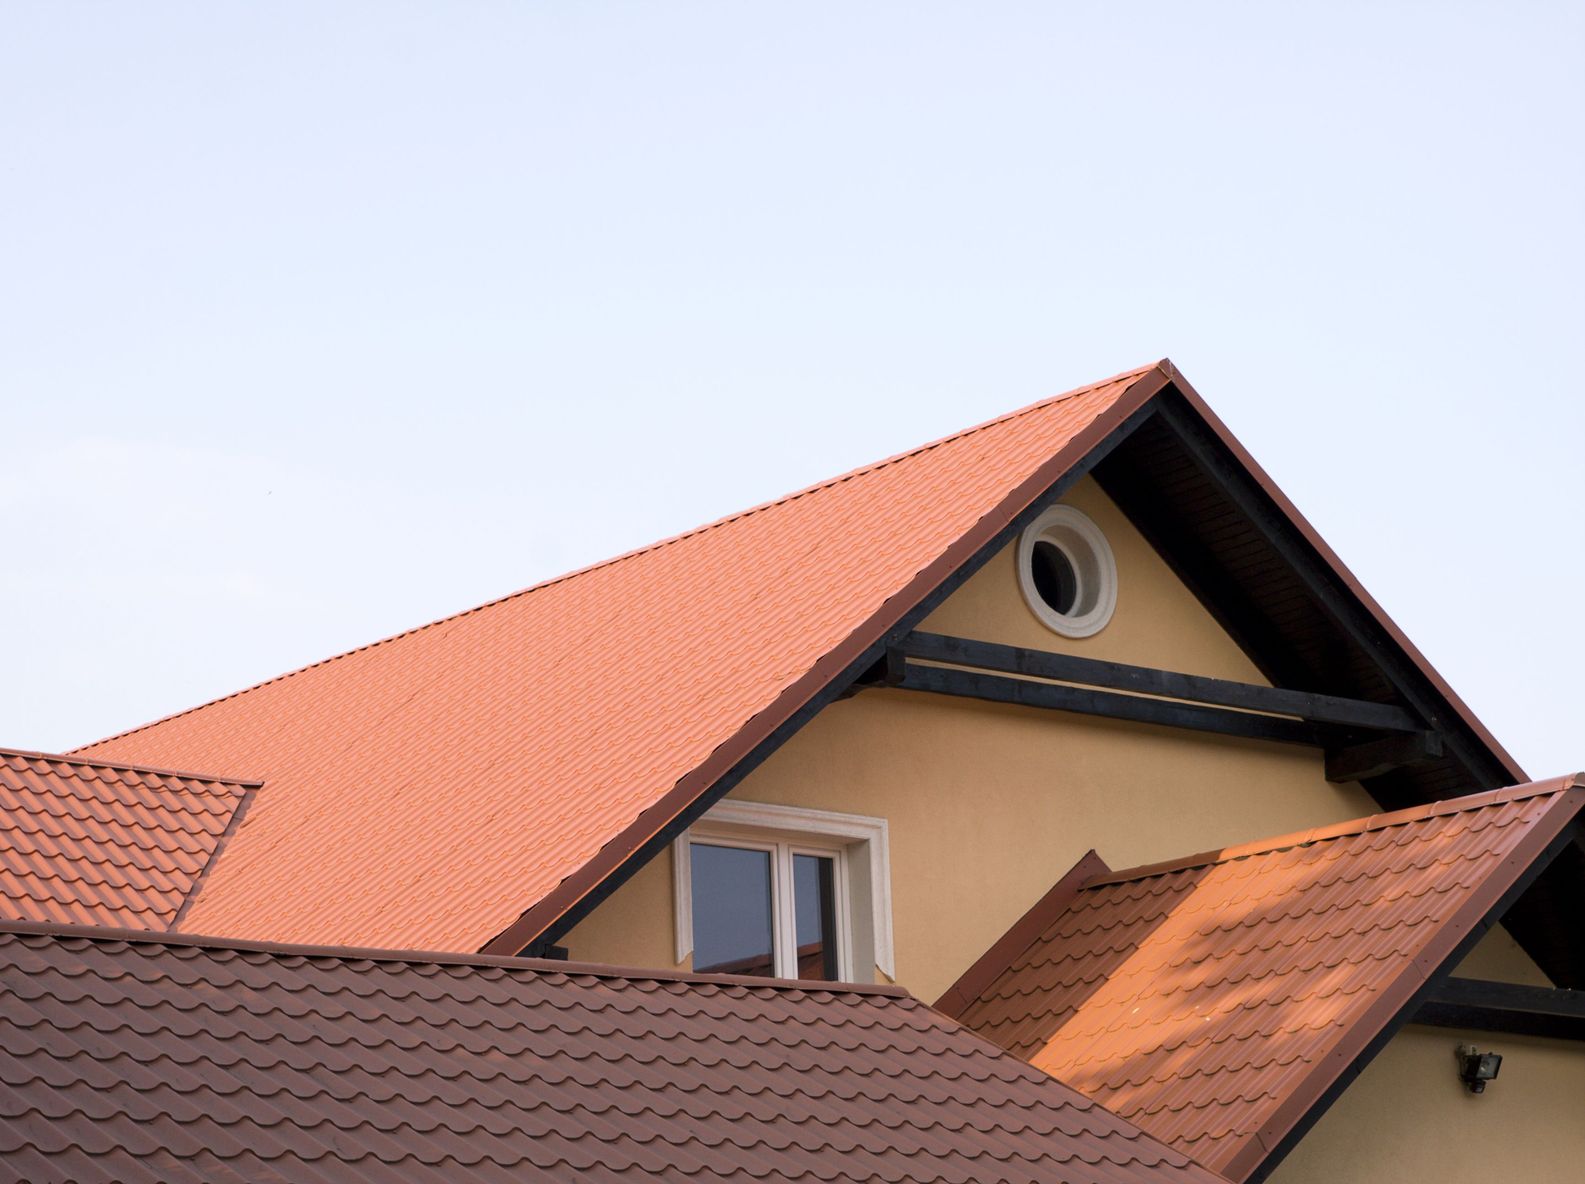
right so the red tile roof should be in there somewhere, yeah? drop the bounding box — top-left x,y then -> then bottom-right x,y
77,364 -> 1170,952
0,748 -> 256,931
938,777 -> 1585,1182
0,920 -> 1228,1184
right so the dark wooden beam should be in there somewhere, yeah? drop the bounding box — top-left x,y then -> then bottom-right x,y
1325,731 -> 1445,783
903,631 -> 1419,733
1413,977 -> 1585,1041
896,662 -> 1328,747
521,941 -> 570,961
1151,396 -> 1513,790
841,645 -> 907,697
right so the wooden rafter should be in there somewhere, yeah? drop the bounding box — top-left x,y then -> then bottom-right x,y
1413,976 -> 1585,1041
870,632 -> 1438,778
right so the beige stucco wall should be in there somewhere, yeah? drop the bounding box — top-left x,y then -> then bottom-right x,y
1271,1022 -> 1585,1183
1273,929 -> 1578,1182
1454,924 -> 1551,987
919,476 -> 1276,679
566,478 -> 1383,999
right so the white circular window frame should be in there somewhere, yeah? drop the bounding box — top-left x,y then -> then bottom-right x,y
1017,504 -> 1118,638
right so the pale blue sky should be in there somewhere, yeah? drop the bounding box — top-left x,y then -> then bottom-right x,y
3,4 -> 1581,777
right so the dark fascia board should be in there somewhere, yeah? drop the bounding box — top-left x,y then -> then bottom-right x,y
482,360 -> 1530,957
480,365 -> 1176,955
933,848 -> 1111,1021
1157,362 -> 1527,787
1233,777 -> 1585,1184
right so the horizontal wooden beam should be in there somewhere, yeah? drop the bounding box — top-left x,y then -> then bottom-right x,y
901,632 -> 1420,732
1325,731 -> 1444,783
1413,977 -> 1585,1041
896,662 -> 1327,747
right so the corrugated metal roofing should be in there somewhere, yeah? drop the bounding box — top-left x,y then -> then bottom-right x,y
941,778 -> 1584,1181
76,365 -> 1162,952
0,747 -> 256,931
0,920 -> 1228,1184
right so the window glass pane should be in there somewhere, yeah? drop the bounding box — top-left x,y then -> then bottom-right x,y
1031,540 -> 1079,615
691,843 -> 774,976
792,853 -> 839,981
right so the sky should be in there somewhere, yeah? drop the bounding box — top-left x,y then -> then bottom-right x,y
2,3 -> 1581,777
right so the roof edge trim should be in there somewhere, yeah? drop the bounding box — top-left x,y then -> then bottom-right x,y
1160,360 -> 1526,784
934,848 -> 1111,1020
170,778 -> 263,932
0,918 -> 914,996
1231,782 -> 1585,1183
0,745 -> 263,789
1085,775 -> 1581,889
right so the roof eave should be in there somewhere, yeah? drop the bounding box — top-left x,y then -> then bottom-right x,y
1159,360 -> 1527,785
1229,782 -> 1585,1183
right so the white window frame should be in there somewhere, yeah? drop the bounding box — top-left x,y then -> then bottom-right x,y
1017,503 -> 1118,638
673,800 -> 894,981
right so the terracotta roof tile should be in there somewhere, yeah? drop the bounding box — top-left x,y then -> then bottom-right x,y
77,364 -> 1165,951
0,920 -> 1227,1184
0,748 -> 256,931
943,778 -> 1585,1181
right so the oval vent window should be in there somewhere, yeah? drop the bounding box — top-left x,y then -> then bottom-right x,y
1016,505 -> 1117,638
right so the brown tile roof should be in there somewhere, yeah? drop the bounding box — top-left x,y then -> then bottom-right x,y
0,747 -> 257,931
0,921 -> 1228,1184
74,364 -> 1171,952
938,777 -> 1585,1182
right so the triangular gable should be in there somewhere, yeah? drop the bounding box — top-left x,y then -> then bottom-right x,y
74,359 -> 1533,961
0,918 -> 1227,1184
936,776 -> 1585,1182
0,747 -> 257,931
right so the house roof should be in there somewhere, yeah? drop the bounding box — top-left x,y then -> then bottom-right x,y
70,358 -> 1527,959
936,777 -> 1585,1182
75,363 -> 1169,952
0,747 -> 256,931
0,920 -> 1228,1184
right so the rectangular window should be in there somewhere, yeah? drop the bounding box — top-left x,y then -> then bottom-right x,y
687,836 -> 847,981
674,801 -> 893,984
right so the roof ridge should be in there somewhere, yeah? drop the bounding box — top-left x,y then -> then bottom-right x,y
0,745 -> 262,789
1085,774 -> 1583,888
0,916 -> 913,997
72,361 -> 1164,756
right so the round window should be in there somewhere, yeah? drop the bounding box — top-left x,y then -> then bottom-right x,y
1016,505 -> 1117,638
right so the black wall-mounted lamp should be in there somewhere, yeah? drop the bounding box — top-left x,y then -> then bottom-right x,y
1455,1044 -> 1503,1094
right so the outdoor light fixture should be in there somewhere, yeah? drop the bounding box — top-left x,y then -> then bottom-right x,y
1455,1044 -> 1503,1094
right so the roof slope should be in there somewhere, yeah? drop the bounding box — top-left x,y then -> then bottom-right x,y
939,778 -> 1585,1181
0,921 -> 1226,1184
0,748 -> 256,931
78,364 -> 1163,952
